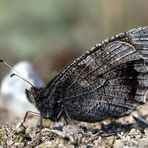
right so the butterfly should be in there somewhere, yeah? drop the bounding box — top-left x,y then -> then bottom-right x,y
2,27 -> 148,123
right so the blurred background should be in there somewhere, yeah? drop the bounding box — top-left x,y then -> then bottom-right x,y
0,0 -> 148,80
0,0 -> 148,125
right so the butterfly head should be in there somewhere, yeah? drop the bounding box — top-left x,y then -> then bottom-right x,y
25,87 -> 44,104
25,86 -> 57,120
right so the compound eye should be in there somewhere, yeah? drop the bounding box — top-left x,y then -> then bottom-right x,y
26,87 -> 41,103
25,89 -> 36,103
30,91 -> 36,99
30,88 -> 38,99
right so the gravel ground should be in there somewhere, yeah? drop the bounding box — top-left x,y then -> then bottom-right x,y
0,103 -> 148,147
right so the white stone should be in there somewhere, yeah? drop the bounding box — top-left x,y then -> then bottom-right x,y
0,61 -> 45,117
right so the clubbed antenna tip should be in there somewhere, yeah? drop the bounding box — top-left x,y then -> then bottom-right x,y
10,73 -> 15,77
0,59 -> 4,62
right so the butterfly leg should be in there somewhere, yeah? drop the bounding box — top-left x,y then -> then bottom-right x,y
62,106 -> 90,135
17,111 -> 41,127
62,105 -> 72,124
16,110 -> 42,134
132,115 -> 148,128
16,111 -> 43,144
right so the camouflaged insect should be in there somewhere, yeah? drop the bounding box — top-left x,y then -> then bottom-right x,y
26,26 -> 148,123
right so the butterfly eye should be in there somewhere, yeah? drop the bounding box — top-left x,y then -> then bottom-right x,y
30,90 -> 37,99
26,88 -> 37,100
30,87 -> 40,100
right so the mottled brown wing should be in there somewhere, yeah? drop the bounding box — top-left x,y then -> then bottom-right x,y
48,27 -> 148,122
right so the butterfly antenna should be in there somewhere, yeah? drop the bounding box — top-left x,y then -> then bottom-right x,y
0,59 -> 35,88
